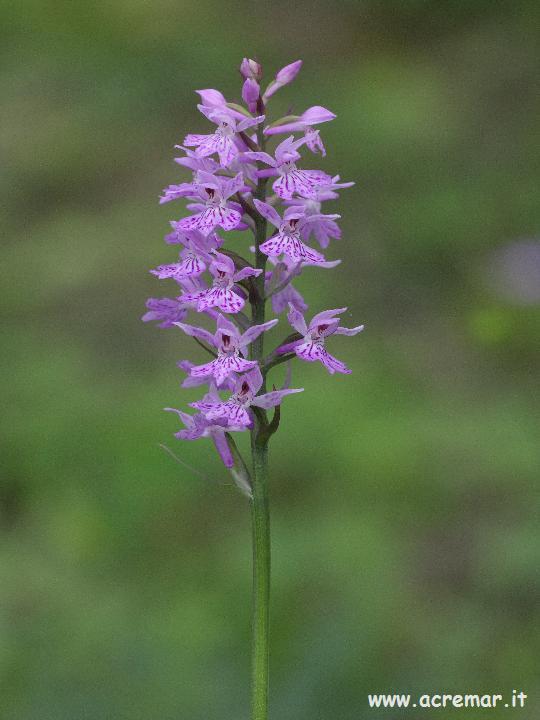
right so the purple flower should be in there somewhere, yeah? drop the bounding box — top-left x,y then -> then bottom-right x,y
165,403 -> 245,468
284,176 -> 354,247
174,146 -> 221,175
175,314 -> 278,384
177,359 -> 237,390
243,136 -> 331,199
191,367 -> 303,428
263,60 -> 302,101
159,180 -> 199,205
287,199 -> 342,249
146,58 -> 365,485
184,110 -> 264,168
284,305 -> 364,374
142,297 -> 190,328
179,252 -> 262,314
178,172 -> 245,234
151,232 -> 215,280
286,174 -> 355,202
253,200 -> 327,263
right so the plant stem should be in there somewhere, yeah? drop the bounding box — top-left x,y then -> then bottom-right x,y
250,118 -> 270,720
250,441 -> 270,720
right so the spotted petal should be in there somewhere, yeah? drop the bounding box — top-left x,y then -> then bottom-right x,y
273,169 -> 331,199
151,255 -> 206,279
260,233 -> 325,264
179,206 -> 241,233
191,355 -> 257,384
183,133 -> 211,147
206,401 -> 251,427
295,341 -> 350,374
196,287 -> 245,314
251,388 -> 303,409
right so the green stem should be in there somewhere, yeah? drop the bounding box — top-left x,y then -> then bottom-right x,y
250,118 -> 270,720
250,442 -> 270,720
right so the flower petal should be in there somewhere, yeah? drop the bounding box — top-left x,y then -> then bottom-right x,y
287,304 -> 308,335
240,319 -> 278,347
251,388 -> 303,409
253,199 -> 282,228
174,321 -> 215,345
335,324 -> 365,337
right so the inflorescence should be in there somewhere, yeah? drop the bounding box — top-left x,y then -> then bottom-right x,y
143,57 -> 364,475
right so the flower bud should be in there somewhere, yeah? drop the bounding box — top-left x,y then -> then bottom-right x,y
240,58 -> 262,81
263,60 -> 303,101
275,59 -> 302,85
242,78 -> 260,113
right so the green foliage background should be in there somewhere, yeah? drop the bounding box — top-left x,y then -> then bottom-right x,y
2,2 -> 539,718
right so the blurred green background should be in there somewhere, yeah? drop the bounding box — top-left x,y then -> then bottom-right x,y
2,2 -> 539,718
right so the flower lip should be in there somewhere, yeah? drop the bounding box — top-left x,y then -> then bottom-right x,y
232,380 -> 253,406
279,159 -> 298,172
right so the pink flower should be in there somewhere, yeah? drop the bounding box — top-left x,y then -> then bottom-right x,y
178,172 -> 245,234
184,109 -> 264,168
175,314 -> 277,385
165,403 -> 245,468
178,252 -> 262,314
243,136 -> 331,199
150,232 -> 217,280
191,367 -> 303,428
253,200 -> 328,264
284,306 -> 364,374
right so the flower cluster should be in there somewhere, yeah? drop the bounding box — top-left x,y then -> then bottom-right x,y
143,58 -> 364,478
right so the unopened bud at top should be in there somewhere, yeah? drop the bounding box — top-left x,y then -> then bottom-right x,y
240,58 -> 263,81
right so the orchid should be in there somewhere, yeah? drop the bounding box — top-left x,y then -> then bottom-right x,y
284,305 -> 364,374
284,176 -> 354,247
165,403 -> 245,468
175,314 -> 278,384
177,171 -> 246,233
253,199 -> 328,263
178,251 -> 261,314
143,58 -> 364,720
243,135 -> 332,199
191,367 -> 303,428
184,107 -> 264,167
176,359 -> 237,390
142,297 -> 189,328
151,231 -> 216,280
